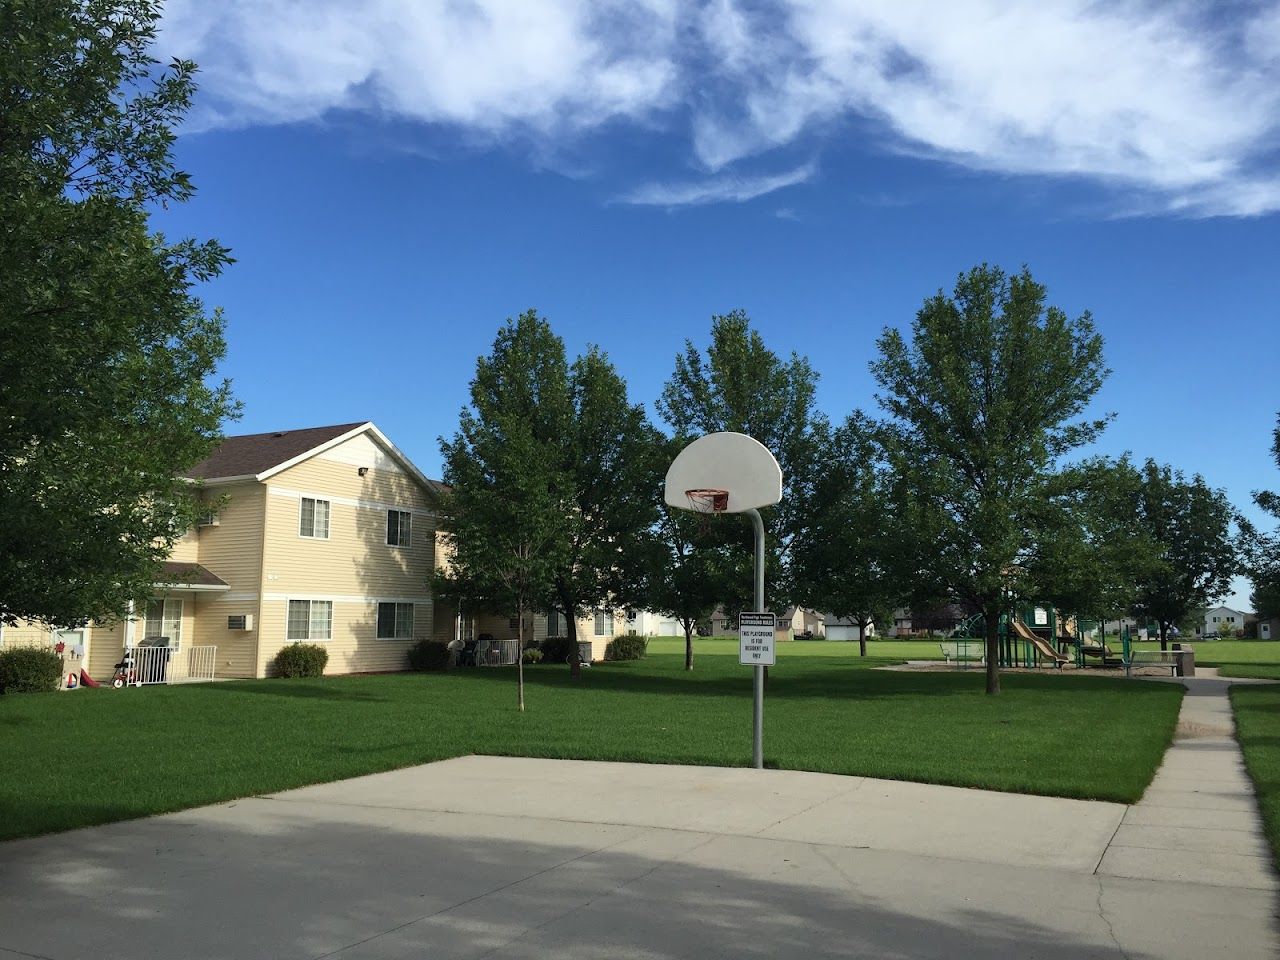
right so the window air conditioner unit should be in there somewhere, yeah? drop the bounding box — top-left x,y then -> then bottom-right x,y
227,614 -> 254,631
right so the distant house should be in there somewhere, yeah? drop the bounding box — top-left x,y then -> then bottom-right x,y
822,615 -> 877,643
1200,606 -> 1248,637
890,605 -> 966,638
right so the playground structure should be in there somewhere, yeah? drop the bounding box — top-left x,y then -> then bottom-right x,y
948,605 -> 1144,671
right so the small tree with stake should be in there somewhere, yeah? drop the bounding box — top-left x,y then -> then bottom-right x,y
870,265 -> 1109,695
437,311 -> 571,710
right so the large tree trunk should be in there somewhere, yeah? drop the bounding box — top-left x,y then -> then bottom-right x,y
683,619 -> 694,671
1159,620 -> 1168,653
984,608 -> 1002,695
516,602 -> 526,712
556,578 -> 582,679
857,618 -> 869,657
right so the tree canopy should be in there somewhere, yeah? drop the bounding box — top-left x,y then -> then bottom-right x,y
551,346 -> 664,676
869,265 -> 1109,693
1123,460 -> 1238,648
1246,411 -> 1280,622
658,310 -> 827,612
1,0 -> 236,628
437,310 -> 573,708
791,413 -> 905,655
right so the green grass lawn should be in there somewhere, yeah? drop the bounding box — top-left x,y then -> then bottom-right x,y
1229,684 -> 1280,867
0,638 -> 1180,842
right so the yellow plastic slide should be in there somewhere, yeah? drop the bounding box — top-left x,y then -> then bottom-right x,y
1010,618 -> 1070,665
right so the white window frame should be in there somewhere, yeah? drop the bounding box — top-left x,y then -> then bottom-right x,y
287,599 -> 333,641
386,509 -> 412,548
546,610 -> 561,637
594,609 -> 611,637
143,598 -> 183,651
376,602 -> 414,640
298,497 -> 331,540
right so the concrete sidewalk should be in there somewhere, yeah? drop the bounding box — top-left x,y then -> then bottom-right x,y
1097,673 -> 1277,889
1,750 -> 1276,960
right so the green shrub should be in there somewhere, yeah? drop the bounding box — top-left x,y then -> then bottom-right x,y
522,647 -> 544,665
407,639 -> 451,672
541,635 -> 576,664
0,646 -> 65,694
271,643 -> 328,678
605,635 -> 648,661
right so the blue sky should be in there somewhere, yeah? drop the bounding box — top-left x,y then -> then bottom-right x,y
154,1 -> 1280,606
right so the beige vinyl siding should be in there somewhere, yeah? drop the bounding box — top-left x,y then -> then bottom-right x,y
169,528 -> 199,563
190,482 -> 266,678
0,620 -> 51,649
258,447 -> 439,676
257,598 -> 433,676
86,621 -> 125,680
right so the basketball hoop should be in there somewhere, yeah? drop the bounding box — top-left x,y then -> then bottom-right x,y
685,488 -> 729,514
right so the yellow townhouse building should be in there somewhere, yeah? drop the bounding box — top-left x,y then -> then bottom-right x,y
0,420 -> 627,679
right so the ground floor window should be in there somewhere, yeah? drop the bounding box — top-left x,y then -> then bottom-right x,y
547,610 -> 561,636
594,609 -> 610,637
377,602 -> 414,640
288,599 -> 333,640
144,599 -> 183,649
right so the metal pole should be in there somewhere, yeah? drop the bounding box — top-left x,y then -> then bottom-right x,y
747,508 -> 765,770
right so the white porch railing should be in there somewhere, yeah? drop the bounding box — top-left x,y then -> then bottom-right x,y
125,644 -> 217,685
476,638 -> 520,666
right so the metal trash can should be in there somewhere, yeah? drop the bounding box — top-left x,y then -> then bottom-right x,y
1174,647 -> 1195,677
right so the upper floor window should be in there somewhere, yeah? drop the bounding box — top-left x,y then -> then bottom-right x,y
288,599 -> 332,640
299,497 -> 330,539
386,509 -> 412,547
377,602 -> 414,640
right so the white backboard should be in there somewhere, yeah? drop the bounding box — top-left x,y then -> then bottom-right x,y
664,432 -> 783,514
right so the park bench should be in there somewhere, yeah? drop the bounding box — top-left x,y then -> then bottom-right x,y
939,640 -> 985,665
1126,647 -> 1194,678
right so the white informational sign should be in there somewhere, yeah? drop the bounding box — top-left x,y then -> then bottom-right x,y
1033,607 -> 1049,626
739,612 -> 777,666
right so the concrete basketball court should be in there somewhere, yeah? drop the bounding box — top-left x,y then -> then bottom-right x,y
1,743 -> 1276,960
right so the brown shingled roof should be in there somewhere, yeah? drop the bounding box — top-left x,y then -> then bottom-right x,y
184,422 -> 369,480
155,562 -> 229,589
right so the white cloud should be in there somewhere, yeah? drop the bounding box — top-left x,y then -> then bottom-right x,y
161,0 -> 680,134
619,162 -> 816,206
162,0 -> 1280,216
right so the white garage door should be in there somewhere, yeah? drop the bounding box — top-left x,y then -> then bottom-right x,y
658,620 -> 681,636
826,625 -> 858,642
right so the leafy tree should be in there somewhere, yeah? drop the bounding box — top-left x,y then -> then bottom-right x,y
1252,581 -> 1280,622
791,414 -> 906,656
642,505 -> 729,670
1124,460 -> 1239,650
437,311 -> 573,710
1245,412 -> 1280,623
870,265 -> 1109,694
551,347 -> 665,678
658,310 -> 827,610
1024,459 -> 1161,622
0,0 -> 236,628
